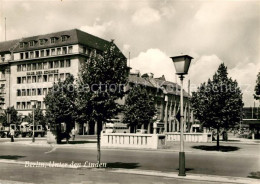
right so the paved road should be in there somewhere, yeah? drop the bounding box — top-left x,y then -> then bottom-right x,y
0,163 -> 230,184
0,143 -> 259,178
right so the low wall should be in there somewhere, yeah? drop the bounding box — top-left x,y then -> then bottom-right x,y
166,132 -> 212,143
101,133 -> 165,149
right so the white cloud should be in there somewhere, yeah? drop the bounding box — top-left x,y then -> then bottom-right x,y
80,21 -> 113,38
130,48 -> 176,82
132,7 -> 161,26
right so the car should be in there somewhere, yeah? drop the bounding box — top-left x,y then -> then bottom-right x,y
136,129 -> 147,134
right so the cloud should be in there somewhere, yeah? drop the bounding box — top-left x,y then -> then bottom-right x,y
80,21 -> 113,38
130,48 -> 176,82
132,7 -> 161,26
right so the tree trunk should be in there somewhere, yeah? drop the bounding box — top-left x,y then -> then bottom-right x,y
216,128 -> 220,150
97,121 -> 102,165
56,124 -> 61,144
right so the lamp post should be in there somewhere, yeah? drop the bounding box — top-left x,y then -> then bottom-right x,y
31,100 -> 38,142
170,55 -> 193,176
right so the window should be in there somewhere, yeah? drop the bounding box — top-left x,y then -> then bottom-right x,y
54,60 -> 59,68
43,75 -> 48,82
40,50 -> 45,57
27,102 -> 31,109
17,65 -> 21,72
48,88 -> 52,93
63,47 -> 67,54
57,48 -> 61,55
43,88 -> 47,95
37,88 -> 42,95
32,63 -> 37,70
40,39 -> 46,45
48,74 -> 53,82
65,59 -> 71,67
37,101 -> 42,108
49,61 -> 53,69
22,77 -> 26,84
51,37 -> 56,43
17,102 -> 21,109
22,89 -> 26,96
25,52 -> 29,59
51,49 -> 56,56
27,76 -> 32,83
32,89 -> 36,96
30,52 -> 34,58
0,71 -> 5,79
43,62 -> 47,69
17,77 -> 21,84
29,41 -> 35,47
27,89 -> 31,96
68,46 -> 73,54
61,35 -> 68,42
32,76 -> 36,83
19,43 -> 24,48
46,49 -> 50,56
22,102 -> 26,109
27,64 -> 31,71
20,53 -> 24,60
22,64 -> 26,71
17,90 -> 21,96
60,60 -> 64,68
37,63 -> 43,70
60,73 -> 65,81
54,74 -> 59,82
37,75 -> 42,83
35,51 -> 39,58
66,73 -> 70,78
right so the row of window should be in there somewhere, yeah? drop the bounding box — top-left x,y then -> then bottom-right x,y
17,87 -> 52,97
17,59 -> 71,72
19,46 -> 73,60
17,73 -> 70,84
20,35 -> 69,48
16,101 -> 45,110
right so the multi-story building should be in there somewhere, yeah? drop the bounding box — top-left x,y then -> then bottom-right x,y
0,29 -> 193,134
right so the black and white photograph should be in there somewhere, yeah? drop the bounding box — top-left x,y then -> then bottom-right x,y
0,0 -> 259,183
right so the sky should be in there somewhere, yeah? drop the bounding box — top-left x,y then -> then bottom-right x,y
0,0 -> 259,107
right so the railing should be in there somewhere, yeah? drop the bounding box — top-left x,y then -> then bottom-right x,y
101,133 -> 165,149
166,132 -> 212,143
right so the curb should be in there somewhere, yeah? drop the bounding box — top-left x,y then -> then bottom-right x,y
0,159 -> 258,184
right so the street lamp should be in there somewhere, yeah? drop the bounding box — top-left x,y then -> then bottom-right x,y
30,100 -> 38,142
170,55 -> 193,176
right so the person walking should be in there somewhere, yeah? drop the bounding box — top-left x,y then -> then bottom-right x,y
10,128 -> 15,142
71,127 -> 76,141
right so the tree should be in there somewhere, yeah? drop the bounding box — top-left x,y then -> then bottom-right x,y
191,63 -> 243,149
123,85 -> 156,133
3,106 -> 20,126
44,74 -> 77,143
76,41 -> 128,164
0,85 -> 4,108
25,107 -> 46,130
254,72 -> 260,100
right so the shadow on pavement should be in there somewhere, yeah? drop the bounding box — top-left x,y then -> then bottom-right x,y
248,171 -> 260,179
0,155 -> 26,160
192,145 -> 240,152
176,168 -> 194,171
59,141 -> 97,144
107,162 -> 140,169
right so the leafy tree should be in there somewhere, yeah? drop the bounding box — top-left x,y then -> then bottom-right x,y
3,106 -> 20,126
254,72 -> 260,100
25,107 -> 46,130
76,41 -> 128,164
44,74 -> 77,143
191,63 -> 243,149
123,85 -> 156,133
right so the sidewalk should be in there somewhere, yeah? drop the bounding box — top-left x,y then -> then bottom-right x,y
0,160 -> 258,184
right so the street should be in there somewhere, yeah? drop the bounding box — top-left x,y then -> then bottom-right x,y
0,141 -> 259,178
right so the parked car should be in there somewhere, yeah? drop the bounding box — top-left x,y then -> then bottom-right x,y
136,129 -> 147,134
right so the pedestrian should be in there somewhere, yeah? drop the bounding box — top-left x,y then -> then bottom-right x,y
71,127 -> 76,141
10,128 -> 15,142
